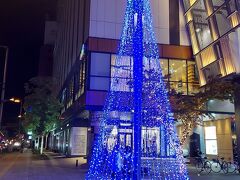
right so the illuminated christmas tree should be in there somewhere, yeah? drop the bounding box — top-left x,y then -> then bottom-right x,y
87,0 -> 189,179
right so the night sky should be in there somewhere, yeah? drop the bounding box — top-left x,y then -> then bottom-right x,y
0,0 -> 56,126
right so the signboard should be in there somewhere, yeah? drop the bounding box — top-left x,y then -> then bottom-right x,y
205,126 -> 218,155
70,127 -> 88,156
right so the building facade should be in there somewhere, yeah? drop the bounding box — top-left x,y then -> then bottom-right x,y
51,0 -> 201,157
181,0 -> 240,161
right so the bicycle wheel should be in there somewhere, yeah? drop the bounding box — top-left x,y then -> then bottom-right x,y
211,162 -> 221,173
222,161 -> 228,174
204,161 -> 212,174
227,162 -> 237,173
195,161 -> 204,173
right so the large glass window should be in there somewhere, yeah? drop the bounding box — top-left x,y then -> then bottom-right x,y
212,0 -> 225,10
192,0 -> 213,49
111,55 -> 133,92
169,59 -> 187,82
90,53 -> 110,91
169,59 -> 187,94
160,59 -> 168,79
215,5 -> 232,36
88,53 -> 199,95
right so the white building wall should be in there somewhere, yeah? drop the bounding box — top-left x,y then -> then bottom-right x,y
89,0 -> 170,44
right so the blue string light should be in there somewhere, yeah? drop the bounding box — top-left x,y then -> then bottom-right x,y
86,0 -> 189,179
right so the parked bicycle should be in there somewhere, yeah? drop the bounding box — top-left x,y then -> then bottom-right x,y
211,156 -> 228,173
194,154 -> 212,174
226,157 -> 239,173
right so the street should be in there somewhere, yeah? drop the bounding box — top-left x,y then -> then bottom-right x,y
0,151 -> 239,180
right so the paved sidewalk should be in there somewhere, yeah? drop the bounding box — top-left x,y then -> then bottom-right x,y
0,150 -> 87,180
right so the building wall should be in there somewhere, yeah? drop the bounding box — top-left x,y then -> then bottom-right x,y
89,0 -> 190,45
53,0 -> 90,88
177,118 -> 234,160
53,0 -> 195,156
204,118 -> 233,160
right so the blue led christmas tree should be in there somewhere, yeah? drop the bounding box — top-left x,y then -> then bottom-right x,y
87,0 -> 189,179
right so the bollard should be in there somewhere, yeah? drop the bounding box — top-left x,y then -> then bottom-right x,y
76,159 -> 78,167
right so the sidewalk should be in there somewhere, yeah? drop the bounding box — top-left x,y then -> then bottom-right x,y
42,151 -> 88,170
0,150 -> 87,180
0,150 -> 239,180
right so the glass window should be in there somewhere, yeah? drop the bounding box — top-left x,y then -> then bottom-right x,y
90,77 -> 110,91
76,60 -> 86,98
169,59 -> 187,82
183,0 -> 197,11
192,0 -> 213,49
111,55 -> 133,92
187,61 -> 198,83
89,53 -> 110,91
215,6 -> 232,36
160,59 -> 168,79
170,82 -> 188,95
212,0 -> 225,10
91,53 -> 110,76
228,0 -> 238,14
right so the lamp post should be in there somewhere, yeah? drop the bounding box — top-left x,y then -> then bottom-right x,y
9,98 -> 22,134
0,46 -> 9,129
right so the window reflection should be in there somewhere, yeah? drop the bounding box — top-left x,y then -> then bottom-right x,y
192,0 -> 213,49
169,59 -> 187,82
160,59 -> 168,79
170,82 -> 188,95
88,53 -> 199,95
212,0 -> 225,10
215,6 -> 232,36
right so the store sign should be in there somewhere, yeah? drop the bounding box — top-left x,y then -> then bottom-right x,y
205,126 -> 217,139
205,126 -> 218,155
205,140 -> 218,155
71,127 -> 87,156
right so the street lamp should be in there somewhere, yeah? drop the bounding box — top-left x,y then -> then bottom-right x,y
0,46 -> 9,129
9,97 -> 23,134
9,97 -> 23,115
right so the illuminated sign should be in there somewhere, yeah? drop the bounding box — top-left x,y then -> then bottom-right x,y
205,126 -> 218,155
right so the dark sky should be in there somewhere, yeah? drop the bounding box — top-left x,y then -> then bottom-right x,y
0,0 -> 56,125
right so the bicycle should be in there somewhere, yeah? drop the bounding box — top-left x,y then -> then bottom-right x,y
211,156 -> 228,173
194,155 -> 212,174
226,157 -> 239,173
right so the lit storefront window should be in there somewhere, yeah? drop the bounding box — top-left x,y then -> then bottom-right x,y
111,55 -> 133,92
169,59 -> 187,95
160,59 -> 168,78
205,126 -> 218,155
88,53 -> 199,95
187,61 -> 200,95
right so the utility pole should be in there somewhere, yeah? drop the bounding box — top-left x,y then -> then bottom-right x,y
0,46 -> 9,129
